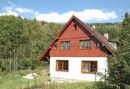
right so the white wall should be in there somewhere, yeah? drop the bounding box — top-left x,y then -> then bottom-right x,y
50,57 -> 108,81
109,42 -> 117,50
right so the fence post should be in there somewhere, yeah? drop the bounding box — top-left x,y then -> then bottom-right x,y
105,69 -> 106,82
95,72 -> 96,82
28,78 -> 29,89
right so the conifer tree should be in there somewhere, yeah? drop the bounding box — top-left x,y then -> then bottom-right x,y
108,12 -> 130,89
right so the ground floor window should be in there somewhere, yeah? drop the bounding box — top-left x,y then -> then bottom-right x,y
56,60 -> 68,71
81,61 -> 97,73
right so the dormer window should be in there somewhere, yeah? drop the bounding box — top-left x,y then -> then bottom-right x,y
61,41 -> 71,50
80,40 -> 91,49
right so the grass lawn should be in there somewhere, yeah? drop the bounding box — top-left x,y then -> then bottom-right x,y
1,67 -> 129,89
0,68 -> 98,89
28,81 -> 129,89
28,82 -> 98,89
0,68 -> 49,89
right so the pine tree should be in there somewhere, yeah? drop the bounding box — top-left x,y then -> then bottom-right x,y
108,13 -> 130,89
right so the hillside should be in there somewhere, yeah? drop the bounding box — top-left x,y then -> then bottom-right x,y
90,23 -> 121,40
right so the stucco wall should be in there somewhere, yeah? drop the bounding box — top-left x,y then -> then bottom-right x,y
50,57 -> 108,81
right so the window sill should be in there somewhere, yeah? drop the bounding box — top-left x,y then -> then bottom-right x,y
80,48 -> 91,50
56,70 -> 69,72
61,49 -> 71,51
81,72 -> 96,74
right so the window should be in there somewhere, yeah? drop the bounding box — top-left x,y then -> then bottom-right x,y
56,60 -> 69,71
73,24 -> 77,30
81,61 -> 97,73
80,40 -> 91,49
61,41 -> 71,50
96,42 -> 100,48
54,42 -> 57,49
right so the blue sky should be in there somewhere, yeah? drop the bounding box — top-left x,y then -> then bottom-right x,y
0,0 -> 130,23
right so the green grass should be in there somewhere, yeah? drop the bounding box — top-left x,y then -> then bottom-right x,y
0,68 -> 49,89
0,70 -> 98,89
28,81 -> 129,89
1,67 -> 130,89
28,82 -> 98,89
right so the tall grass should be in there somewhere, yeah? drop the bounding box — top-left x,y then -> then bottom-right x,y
26,81 -> 130,89
0,67 -> 49,89
26,82 -> 99,89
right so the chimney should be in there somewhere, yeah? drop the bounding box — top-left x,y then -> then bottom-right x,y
104,33 -> 109,39
92,25 -> 96,30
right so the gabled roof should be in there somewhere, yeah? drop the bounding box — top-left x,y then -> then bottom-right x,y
39,15 -> 115,61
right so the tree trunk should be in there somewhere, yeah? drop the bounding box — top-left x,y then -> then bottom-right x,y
16,49 -> 19,70
13,49 -> 16,72
9,58 -> 12,72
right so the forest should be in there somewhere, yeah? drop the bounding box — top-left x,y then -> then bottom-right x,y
0,15 -> 121,73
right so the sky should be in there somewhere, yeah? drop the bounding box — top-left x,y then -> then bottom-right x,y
0,0 -> 130,23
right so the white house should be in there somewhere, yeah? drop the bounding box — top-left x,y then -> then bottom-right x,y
39,15 -> 115,81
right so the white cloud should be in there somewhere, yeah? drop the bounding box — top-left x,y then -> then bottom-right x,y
0,6 -> 19,16
0,5 -> 33,17
0,6 -> 19,17
15,7 -> 33,13
0,4 -> 117,23
0,11 -> 19,16
0,1 -> 33,17
35,9 -> 117,23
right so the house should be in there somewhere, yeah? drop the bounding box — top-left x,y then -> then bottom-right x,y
39,15 -> 116,81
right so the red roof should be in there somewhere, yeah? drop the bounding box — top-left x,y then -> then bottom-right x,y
39,15 -> 115,61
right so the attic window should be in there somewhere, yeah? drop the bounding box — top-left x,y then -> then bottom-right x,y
73,24 -> 77,30
61,41 -> 71,50
96,42 -> 101,48
80,40 -> 91,49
